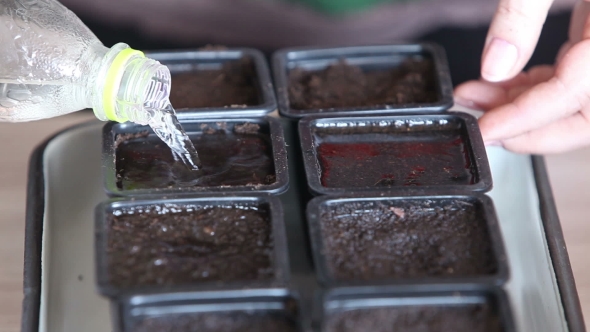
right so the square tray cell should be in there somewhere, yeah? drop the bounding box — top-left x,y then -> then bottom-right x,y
95,196 -> 290,298
103,116 -> 288,197
272,44 -> 453,118
299,113 -> 492,195
306,195 -> 508,287
116,290 -> 299,332
321,287 -> 515,332
147,48 -> 277,118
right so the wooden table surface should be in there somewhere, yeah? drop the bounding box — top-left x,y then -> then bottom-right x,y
0,112 -> 588,331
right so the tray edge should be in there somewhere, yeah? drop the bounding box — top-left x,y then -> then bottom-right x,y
21,120 -> 100,332
532,155 -> 587,332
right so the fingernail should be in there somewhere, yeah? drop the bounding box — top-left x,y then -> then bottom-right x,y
482,38 -> 518,82
454,96 -> 482,110
485,140 -> 502,147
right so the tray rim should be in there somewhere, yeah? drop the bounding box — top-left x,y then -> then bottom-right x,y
93,195 -> 291,299
271,43 -> 455,119
305,193 -> 509,288
102,115 -> 290,197
116,288 -> 299,332
145,47 -> 278,119
21,120 -> 586,332
532,155 -> 586,331
22,121 -> 98,332
297,111 -> 493,195
320,285 -> 517,332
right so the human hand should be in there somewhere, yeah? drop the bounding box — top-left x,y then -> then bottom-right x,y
455,0 -> 590,154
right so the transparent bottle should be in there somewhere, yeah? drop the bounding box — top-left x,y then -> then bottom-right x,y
0,0 -> 201,168
0,0 -> 170,124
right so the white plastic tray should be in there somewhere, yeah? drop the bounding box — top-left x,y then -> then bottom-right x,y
21,110 -> 584,331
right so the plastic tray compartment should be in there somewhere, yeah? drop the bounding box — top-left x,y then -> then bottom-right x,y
147,48 -> 277,118
94,196 -> 290,299
103,116 -> 289,197
320,286 -> 516,332
306,194 -> 508,287
272,43 -> 453,118
298,112 -> 492,195
115,289 -> 300,332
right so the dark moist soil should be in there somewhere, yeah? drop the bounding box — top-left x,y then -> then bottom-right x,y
106,203 -> 274,288
317,131 -> 476,188
324,304 -> 502,332
169,57 -> 260,109
319,200 -> 496,281
288,58 -> 437,110
115,123 -> 276,190
114,131 -> 149,147
131,312 -> 297,332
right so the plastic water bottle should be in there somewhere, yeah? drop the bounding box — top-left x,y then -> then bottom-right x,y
0,0 -> 201,169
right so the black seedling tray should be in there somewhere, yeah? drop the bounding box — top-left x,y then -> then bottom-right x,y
306,194 -> 509,288
298,112 -> 492,196
94,196 -> 290,299
272,43 -> 454,119
103,116 -> 289,197
114,289 -> 300,332
319,285 -> 516,332
147,48 -> 277,118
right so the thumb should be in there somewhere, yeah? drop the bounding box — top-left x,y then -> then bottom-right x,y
481,0 -> 554,82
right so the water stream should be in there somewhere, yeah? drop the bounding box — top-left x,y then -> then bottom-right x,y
146,102 -> 201,170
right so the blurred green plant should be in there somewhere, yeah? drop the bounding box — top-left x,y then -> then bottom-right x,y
287,0 -> 412,15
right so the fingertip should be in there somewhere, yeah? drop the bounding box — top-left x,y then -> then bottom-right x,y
477,110 -> 505,142
484,140 -> 503,147
500,135 -> 557,155
481,38 -> 520,82
455,80 -> 508,111
454,81 -> 478,96
454,82 -> 479,108
454,96 -> 482,111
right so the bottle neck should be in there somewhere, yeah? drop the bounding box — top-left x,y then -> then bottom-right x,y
92,43 -> 171,124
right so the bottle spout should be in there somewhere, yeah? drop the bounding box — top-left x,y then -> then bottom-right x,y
147,102 -> 202,171
91,43 -> 171,125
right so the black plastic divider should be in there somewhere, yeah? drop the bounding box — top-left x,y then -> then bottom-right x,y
279,118 -> 320,331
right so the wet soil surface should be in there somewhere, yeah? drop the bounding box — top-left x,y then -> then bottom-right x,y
316,131 -> 476,188
115,123 -> 276,190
